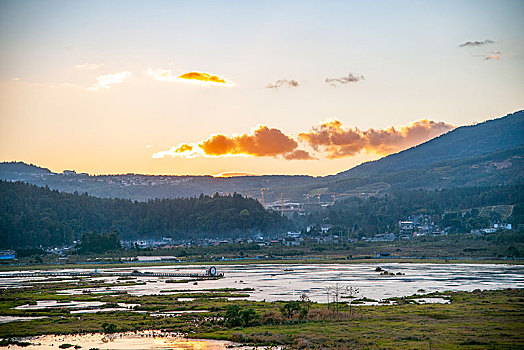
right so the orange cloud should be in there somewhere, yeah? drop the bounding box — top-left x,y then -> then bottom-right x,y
199,126 -> 298,157
152,143 -> 199,159
153,119 -> 454,161
299,119 -> 455,158
179,72 -> 226,84
147,68 -> 234,87
153,126 -> 316,160
175,144 -> 193,153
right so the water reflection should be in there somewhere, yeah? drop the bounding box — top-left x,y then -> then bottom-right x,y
3,263 -> 523,302
8,332 -> 270,349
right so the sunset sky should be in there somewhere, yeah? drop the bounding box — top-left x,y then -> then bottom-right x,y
0,0 -> 523,176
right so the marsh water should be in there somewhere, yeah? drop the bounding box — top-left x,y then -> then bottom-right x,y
6,332 -> 271,350
2,262 -> 523,302
2,263 -> 523,349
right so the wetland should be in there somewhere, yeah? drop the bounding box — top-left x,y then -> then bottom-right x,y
0,262 -> 523,348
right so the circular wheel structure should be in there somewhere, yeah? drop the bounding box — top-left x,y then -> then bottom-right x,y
208,266 -> 217,276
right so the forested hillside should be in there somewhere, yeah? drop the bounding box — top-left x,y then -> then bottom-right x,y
326,146 -> 524,193
305,184 -> 524,236
0,181 -> 290,249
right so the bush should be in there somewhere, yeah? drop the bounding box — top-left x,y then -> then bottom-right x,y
280,301 -> 304,319
240,308 -> 257,327
224,305 -> 258,327
101,322 -> 117,333
224,305 -> 242,327
260,309 -> 283,325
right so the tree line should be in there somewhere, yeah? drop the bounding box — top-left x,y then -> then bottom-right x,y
0,181 -> 290,248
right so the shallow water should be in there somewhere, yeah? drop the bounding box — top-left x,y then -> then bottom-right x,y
5,331 -> 271,349
0,316 -> 48,324
15,300 -> 105,310
2,263 -> 523,302
15,300 -> 139,313
150,310 -> 210,317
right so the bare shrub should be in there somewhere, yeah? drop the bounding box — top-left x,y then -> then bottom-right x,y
307,308 -> 353,321
260,309 -> 283,325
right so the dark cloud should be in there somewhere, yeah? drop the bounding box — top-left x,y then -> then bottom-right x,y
459,39 -> 494,48
266,79 -> 300,89
325,73 -> 364,86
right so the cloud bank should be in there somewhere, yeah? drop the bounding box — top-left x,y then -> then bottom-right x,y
154,119 -> 454,161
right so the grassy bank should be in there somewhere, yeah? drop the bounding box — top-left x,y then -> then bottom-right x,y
0,276 -> 522,349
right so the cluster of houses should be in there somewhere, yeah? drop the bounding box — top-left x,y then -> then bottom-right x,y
120,211 -> 517,250
470,223 -> 513,234
122,235 -> 299,249
44,245 -> 76,256
59,170 -> 192,187
400,214 -> 514,236
398,214 -> 444,238
121,237 -> 175,249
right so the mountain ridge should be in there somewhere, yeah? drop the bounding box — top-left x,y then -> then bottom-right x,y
337,110 -> 524,177
1,111 -> 522,202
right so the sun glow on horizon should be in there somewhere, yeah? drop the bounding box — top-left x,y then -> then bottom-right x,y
213,172 -> 260,178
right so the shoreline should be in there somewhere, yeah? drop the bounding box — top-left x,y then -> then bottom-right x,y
0,331 -> 259,350
1,256 -> 523,272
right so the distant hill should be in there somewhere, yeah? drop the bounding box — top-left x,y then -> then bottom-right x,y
1,111 -> 522,202
0,161 -> 51,175
337,110 -> 524,177
326,146 -> 524,195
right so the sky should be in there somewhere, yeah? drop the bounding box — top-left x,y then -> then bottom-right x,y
0,0 -> 523,177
